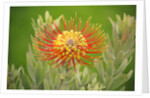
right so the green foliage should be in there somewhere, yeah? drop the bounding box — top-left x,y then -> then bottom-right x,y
31,11 -> 63,32
7,12 -> 135,90
94,13 -> 135,90
7,64 -> 24,89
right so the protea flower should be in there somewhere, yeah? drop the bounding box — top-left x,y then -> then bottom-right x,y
32,13 -> 107,71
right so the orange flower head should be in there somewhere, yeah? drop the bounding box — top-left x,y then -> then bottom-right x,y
32,13 -> 107,71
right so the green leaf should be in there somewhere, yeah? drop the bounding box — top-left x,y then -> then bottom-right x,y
45,11 -> 52,23
66,70 -> 74,79
94,59 -> 104,82
28,44 -> 36,63
37,15 -> 43,26
60,73 -> 66,80
80,87 -> 85,90
20,73 -> 32,89
48,69 -> 55,89
31,18 -> 38,32
9,83 -> 16,89
124,48 -> 135,59
82,67 -> 90,86
26,52 -> 35,83
71,78 -> 79,90
93,83 -> 99,90
120,86 -> 125,90
35,62 -> 42,85
104,76 -> 113,89
91,77 -> 97,87
115,50 -> 124,68
87,84 -> 91,90
55,74 -> 61,89
108,17 -> 114,26
115,58 -> 128,76
116,15 -> 121,23
44,79 -> 50,89
39,15 -> 43,25
109,74 -> 127,90
106,60 -> 114,76
51,15 -> 63,29
43,64 -> 50,78
122,35 -> 134,52
127,70 -> 133,81
114,40 -> 122,53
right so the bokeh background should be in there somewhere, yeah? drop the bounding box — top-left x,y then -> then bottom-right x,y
8,5 -> 136,90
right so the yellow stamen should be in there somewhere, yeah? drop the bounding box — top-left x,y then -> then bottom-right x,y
53,30 -> 87,59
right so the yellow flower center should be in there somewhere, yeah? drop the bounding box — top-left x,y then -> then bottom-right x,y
53,30 -> 88,59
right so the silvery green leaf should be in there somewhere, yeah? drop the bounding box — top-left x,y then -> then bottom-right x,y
115,58 -> 128,76
109,74 -> 127,90
120,86 -> 125,90
31,18 -> 38,32
104,76 -> 113,89
107,34 -> 115,58
35,62 -> 42,85
91,77 -> 97,87
116,15 -> 121,23
20,73 -> 32,89
80,87 -> 85,90
11,64 -> 15,73
66,70 -> 74,78
37,18 -> 41,27
49,74 -> 55,89
128,56 -> 133,65
82,68 -> 90,86
45,11 -> 52,23
71,79 -> 79,90
99,84 -> 105,90
26,52 -> 35,83
112,24 -> 119,46
60,73 -> 66,80
11,64 -> 23,80
127,70 -> 133,81
108,17 -> 114,26
60,84 -> 70,90
89,73 -> 97,83
115,50 -> 124,68
55,74 -> 61,89
122,35 -> 134,52
43,64 -> 50,77
9,83 -> 16,89
124,48 -> 135,59
28,44 -> 36,63
123,13 -> 127,22
114,40 -> 122,53
18,66 -> 24,73
115,23 -> 119,34
87,84 -> 91,90
93,83 -> 99,90
51,15 -> 63,29
82,67 -> 88,79
94,59 -> 104,82
64,76 -> 75,84
103,52 -> 108,64
44,79 -> 50,89
106,60 -> 114,76
125,15 -> 130,25
76,70 -> 82,86
38,15 -> 43,25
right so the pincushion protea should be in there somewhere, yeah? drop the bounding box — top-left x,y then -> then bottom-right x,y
32,13 -> 107,71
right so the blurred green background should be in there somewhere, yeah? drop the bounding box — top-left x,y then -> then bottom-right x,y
8,5 -> 136,90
